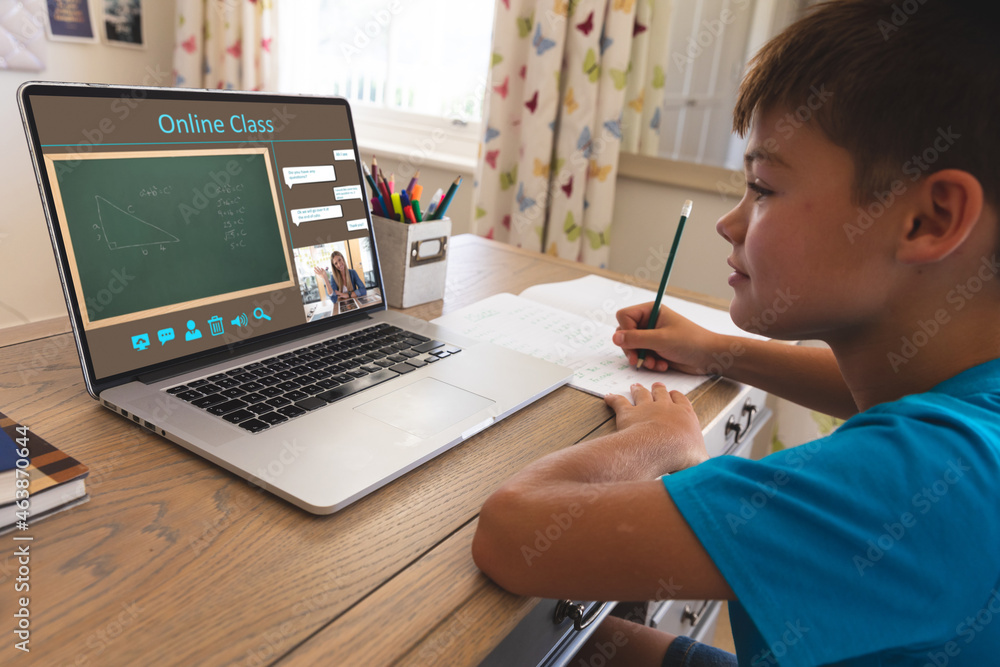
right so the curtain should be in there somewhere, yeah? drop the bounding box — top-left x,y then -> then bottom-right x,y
173,0 -> 276,90
475,0 -> 673,268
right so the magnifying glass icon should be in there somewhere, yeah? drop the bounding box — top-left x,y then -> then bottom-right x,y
253,307 -> 271,321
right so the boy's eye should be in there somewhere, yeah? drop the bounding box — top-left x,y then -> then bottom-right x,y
746,181 -> 773,200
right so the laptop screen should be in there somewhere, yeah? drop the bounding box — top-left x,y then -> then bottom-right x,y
20,84 -> 384,386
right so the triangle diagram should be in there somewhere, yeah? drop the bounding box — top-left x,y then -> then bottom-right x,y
95,195 -> 180,250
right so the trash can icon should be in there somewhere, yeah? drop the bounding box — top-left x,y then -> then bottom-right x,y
208,316 -> 224,336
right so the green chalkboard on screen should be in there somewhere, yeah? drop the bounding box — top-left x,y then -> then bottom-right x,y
45,148 -> 294,327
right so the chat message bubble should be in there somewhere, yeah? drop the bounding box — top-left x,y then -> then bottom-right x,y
334,185 -> 363,201
333,150 -> 354,160
291,205 -> 343,226
157,327 -> 175,345
345,218 -> 368,231
282,165 -> 336,189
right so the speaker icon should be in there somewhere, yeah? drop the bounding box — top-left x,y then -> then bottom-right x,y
230,313 -> 249,327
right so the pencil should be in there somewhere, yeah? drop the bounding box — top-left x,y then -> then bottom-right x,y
637,199 -> 693,369
430,176 -> 462,220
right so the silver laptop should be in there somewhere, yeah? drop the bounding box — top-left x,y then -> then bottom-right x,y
18,82 -> 572,514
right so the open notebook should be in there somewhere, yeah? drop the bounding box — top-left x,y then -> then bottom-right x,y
433,274 -> 765,398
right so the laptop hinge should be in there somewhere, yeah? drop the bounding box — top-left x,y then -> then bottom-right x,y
137,311 -> 373,385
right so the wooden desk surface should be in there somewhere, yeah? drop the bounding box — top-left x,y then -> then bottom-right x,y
0,235 -> 738,665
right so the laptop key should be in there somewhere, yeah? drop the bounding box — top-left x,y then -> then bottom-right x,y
238,419 -> 269,433
361,365 -> 381,373
413,340 -> 446,353
191,393 -> 227,408
405,358 -> 427,369
347,369 -> 369,378
284,390 -> 309,401
248,402 -> 272,415
374,359 -> 395,368
389,363 -> 415,374
176,390 -> 203,401
208,399 -> 248,416
259,412 -> 288,426
221,387 -> 246,398
278,405 -> 307,418
167,385 -> 189,395
317,369 -> 396,403
266,396 -> 291,408
188,379 -> 211,388
295,397 -> 327,411
223,409 -> 256,424
317,378 -> 340,389
400,350 -> 420,358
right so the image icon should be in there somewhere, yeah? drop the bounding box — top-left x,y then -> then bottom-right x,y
185,320 -> 202,341
157,327 -> 175,345
131,333 -> 150,351
208,316 -> 224,336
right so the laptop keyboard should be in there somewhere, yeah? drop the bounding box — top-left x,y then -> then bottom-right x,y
164,323 -> 461,434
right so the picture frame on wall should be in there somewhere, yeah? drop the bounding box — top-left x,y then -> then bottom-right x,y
44,0 -> 98,42
102,0 -> 142,48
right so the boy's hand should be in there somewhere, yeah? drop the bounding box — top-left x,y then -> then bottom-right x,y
613,303 -> 724,375
605,383 -> 708,471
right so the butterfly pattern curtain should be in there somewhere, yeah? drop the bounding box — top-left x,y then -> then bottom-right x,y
173,0 -> 276,90
475,0 -> 673,267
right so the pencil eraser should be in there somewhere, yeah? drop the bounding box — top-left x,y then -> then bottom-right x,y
681,200 -> 693,217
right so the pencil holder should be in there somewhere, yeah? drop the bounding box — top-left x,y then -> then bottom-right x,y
371,215 -> 451,309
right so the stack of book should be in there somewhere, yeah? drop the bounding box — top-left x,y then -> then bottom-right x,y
1,411 -> 89,534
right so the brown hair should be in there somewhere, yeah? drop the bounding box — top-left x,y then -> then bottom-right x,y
733,0 -> 999,206
329,250 -> 350,292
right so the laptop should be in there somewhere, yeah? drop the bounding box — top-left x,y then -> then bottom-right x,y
18,82 -> 572,514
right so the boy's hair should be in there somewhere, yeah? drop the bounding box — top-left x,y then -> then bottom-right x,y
733,0 -> 999,207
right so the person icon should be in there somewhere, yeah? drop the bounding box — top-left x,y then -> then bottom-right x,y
185,320 -> 202,341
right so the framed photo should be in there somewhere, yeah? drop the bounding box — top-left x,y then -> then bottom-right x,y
44,0 -> 98,42
102,0 -> 142,48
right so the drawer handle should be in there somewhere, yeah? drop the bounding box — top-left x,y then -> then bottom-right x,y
725,399 -> 758,445
682,600 -> 711,626
553,600 -> 611,631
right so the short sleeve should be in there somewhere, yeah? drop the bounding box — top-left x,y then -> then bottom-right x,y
663,396 -> 1000,666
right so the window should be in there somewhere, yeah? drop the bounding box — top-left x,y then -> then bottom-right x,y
277,1 -> 495,133
649,0 -> 810,169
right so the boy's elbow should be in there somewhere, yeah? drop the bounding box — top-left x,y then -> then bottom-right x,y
473,487 -> 536,595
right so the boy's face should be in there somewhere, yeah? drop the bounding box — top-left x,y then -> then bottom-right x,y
716,108 -> 897,340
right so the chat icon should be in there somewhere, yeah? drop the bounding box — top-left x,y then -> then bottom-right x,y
157,327 -> 175,345
282,165 -> 336,188
334,185 -> 363,201
290,205 -> 343,226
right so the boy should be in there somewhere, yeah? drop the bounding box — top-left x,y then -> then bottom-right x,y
471,1 -> 1000,664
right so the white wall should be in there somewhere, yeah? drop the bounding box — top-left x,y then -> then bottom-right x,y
609,177 -> 739,302
0,2 -> 175,332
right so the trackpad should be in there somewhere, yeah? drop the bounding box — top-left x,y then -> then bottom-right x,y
355,378 -> 495,439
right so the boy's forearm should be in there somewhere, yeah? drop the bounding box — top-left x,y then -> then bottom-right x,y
717,337 -> 857,419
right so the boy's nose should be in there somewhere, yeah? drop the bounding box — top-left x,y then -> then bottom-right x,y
716,204 -> 746,245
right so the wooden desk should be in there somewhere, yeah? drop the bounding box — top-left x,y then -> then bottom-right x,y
0,235 -> 741,666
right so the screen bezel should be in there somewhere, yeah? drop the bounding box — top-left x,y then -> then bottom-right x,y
18,82 -> 387,398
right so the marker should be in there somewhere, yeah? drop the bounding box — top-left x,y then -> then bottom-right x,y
430,176 -> 461,220
637,200 -> 693,370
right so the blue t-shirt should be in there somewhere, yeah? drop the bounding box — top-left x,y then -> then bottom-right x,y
664,358 -> 1000,666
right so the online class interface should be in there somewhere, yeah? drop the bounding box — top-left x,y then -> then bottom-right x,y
29,92 -> 382,381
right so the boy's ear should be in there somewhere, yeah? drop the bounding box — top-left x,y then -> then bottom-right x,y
896,169 -> 984,264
